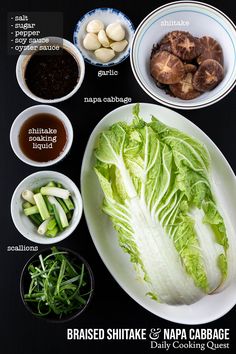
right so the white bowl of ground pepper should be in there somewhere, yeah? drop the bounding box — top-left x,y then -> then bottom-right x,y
10,105 -> 73,167
16,37 -> 85,103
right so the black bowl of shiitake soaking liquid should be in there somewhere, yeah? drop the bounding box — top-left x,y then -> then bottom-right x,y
24,47 -> 79,100
19,113 -> 68,163
20,247 -> 94,322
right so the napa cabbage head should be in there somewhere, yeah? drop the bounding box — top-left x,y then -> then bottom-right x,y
94,104 -> 230,305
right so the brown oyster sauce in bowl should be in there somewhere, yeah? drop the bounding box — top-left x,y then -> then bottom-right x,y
16,37 -> 85,103
24,48 -> 79,100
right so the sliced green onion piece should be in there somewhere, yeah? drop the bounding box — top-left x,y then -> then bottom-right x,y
43,196 -> 53,213
64,197 -> 74,211
40,187 -> 70,200
46,181 -> 56,187
47,217 -> 57,231
29,214 -> 42,226
38,217 -> 52,235
23,202 -> 32,209
33,187 -> 40,194
24,205 -> 39,216
56,197 -> 69,213
52,204 -> 63,231
48,196 -> 69,228
22,190 -> 36,205
33,193 -> 50,221
46,226 -> 58,237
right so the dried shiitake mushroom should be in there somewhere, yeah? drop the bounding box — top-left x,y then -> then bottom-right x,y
184,63 -> 197,73
150,50 -> 185,84
197,36 -> 223,65
159,42 -> 172,52
150,31 -> 224,100
193,59 -> 224,92
160,31 -> 185,52
169,72 -> 201,100
151,43 -> 160,58
155,80 -> 169,91
171,32 -> 202,61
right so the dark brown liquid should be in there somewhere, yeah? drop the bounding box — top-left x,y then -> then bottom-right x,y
19,113 -> 68,162
25,48 -> 79,99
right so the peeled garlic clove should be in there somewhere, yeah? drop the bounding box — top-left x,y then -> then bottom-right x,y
110,39 -> 128,52
83,33 -> 101,50
86,19 -> 104,33
98,29 -> 110,47
94,48 -> 115,63
106,22 -> 125,41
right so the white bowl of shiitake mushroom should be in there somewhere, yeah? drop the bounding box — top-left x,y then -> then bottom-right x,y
131,1 -> 236,109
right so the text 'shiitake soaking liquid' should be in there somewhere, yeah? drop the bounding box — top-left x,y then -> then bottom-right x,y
19,113 -> 67,162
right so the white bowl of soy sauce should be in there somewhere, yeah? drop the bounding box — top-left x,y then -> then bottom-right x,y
10,105 -> 73,167
16,37 -> 85,103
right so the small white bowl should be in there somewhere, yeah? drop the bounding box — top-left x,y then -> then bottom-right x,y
131,1 -> 236,109
11,171 -> 83,244
16,37 -> 85,103
73,8 -> 135,67
10,105 -> 73,167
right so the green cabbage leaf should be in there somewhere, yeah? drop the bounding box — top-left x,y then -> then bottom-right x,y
94,104 -> 229,305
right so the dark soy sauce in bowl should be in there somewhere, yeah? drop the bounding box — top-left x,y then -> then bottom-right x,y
24,48 -> 79,99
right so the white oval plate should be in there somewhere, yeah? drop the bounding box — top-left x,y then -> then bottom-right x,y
81,103 -> 236,324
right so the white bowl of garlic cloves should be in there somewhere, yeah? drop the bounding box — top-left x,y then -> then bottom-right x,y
73,8 -> 135,67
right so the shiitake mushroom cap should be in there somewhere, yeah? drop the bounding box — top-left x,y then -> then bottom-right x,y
197,36 -> 223,65
150,50 -> 185,84
171,32 -> 202,61
160,31 -> 185,52
184,63 -> 198,74
169,72 -> 201,100
193,59 -> 224,92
